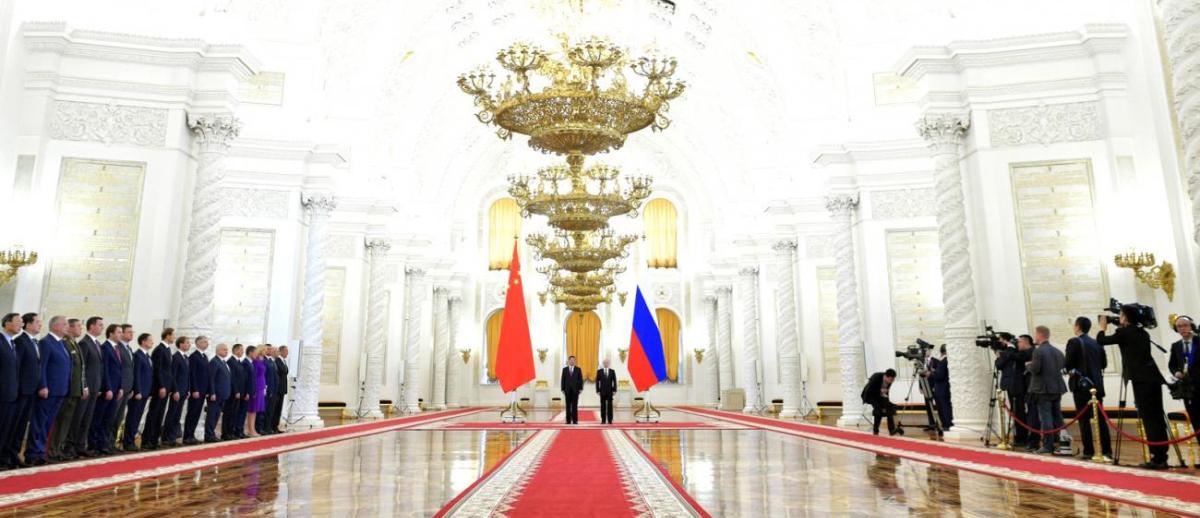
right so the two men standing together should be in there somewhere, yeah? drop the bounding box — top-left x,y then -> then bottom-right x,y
559,356 -> 619,425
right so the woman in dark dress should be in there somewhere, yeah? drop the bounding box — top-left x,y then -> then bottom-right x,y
246,345 -> 267,437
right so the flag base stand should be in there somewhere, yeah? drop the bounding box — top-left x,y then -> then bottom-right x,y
634,395 -> 661,423
500,392 -> 527,423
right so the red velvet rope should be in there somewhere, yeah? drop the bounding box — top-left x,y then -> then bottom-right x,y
1000,397 -> 1091,435
1097,403 -> 1200,446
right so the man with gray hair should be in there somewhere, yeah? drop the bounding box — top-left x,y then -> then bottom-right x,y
27,316 -> 71,465
1028,325 -> 1067,455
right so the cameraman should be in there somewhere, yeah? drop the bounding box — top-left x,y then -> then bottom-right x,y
1065,316 -> 1111,460
928,345 -> 954,430
1169,316 -> 1200,464
861,369 -> 898,436
995,332 -> 1031,447
1097,306 -> 1169,469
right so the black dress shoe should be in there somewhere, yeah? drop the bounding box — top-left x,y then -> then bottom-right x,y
1139,461 -> 1169,470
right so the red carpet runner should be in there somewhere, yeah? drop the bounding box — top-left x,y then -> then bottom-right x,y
0,407 -> 485,509
436,429 -> 709,517
679,407 -> 1200,516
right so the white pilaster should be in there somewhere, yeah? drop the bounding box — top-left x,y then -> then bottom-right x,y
826,194 -> 868,427
446,295 -> 464,408
771,240 -> 802,418
291,194 -> 336,430
702,295 -> 720,407
402,267 -> 427,413
358,239 -> 391,419
738,267 -> 762,413
1161,1 -> 1200,244
430,286 -> 450,410
178,114 -> 239,338
715,285 -> 734,401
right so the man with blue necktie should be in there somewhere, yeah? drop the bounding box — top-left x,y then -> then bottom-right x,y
10,313 -> 43,467
206,343 -> 232,443
123,333 -> 154,451
91,324 -> 123,455
184,336 -> 210,445
260,344 -> 278,435
109,324 -> 135,451
0,313 -> 23,469
1170,315 -> 1200,467
26,316 -> 72,466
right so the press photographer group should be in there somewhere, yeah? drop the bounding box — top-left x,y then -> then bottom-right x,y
862,298 -> 1200,471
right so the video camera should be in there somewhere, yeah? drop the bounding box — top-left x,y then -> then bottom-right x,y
974,325 -> 1010,351
895,338 -> 935,362
1101,297 -> 1158,329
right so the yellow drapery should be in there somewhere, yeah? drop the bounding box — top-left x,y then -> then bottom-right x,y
488,198 -> 522,270
648,431 -> 683,483
565,311 -> 601,381
485,310 -> 505,382
643,198 -> 678,269
655,308 -> 681,382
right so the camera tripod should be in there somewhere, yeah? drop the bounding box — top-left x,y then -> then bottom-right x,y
902,359 -> 943,436
983,356 -> 1005,448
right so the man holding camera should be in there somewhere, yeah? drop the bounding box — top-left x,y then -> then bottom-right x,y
1169,315 -> 1200,465
1065,317 -> 1111,460
995,332 -> 1031,447
927,345 -> 953,430
861,368 -> 898,436
1097,305 -> 1169,469
1028,326 -> 1067,455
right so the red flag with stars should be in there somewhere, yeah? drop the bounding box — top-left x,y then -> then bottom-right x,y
496,242 -> 535,393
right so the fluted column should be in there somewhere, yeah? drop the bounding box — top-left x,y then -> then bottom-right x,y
772,240 -> 802,418
826,194 -> 867,426
702,295 -> 720,407
715,285 -> 734,402
1160,1 -> 1200,243
292,194 -> 336,430
430,286 -> 450,410
917,112 -> 988,434
738,268 -> 762,412
178,114 -> 239,338
446,295 -> 464,408
402,267 -> 427,413
358,239 -> 392,419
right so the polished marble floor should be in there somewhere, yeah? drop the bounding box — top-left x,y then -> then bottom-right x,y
3,408 -> 1191,517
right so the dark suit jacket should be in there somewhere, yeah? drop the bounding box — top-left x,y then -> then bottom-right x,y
80,335 -> 104,397
275,357 -> 289,395
0,334 -> 18,402
1097,326 -> 1165,384
560,366 -> 583,394
209,356 -> 232,401
15,333 -> 41,395
241,357 -> 253,396
101,341 -> 122,394
63,337 -> 85,397
227,356 -> 244,397
188,351 -> 210,395
595,368 -> 617,397
117,342 -> 134,392
264,356 -> 278,396
1065,335 -> 1107,397
929,357 -> 950,390
861,372 -> 890,406
171,351 -> 189,395
995,346 -> 1031,394
151,343 -> 173,393
132,349 -> 152,397
1169,336 -> 1199,386
39,335 -> 72,397
1029,342 -> 1067,395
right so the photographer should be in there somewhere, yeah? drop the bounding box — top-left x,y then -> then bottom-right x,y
1169,316 -> 1200,464
1097,306 -> 1169,469
861,369 -> 899,436
1065,317 -> 1111,460
995,332 -> 1031,447
927,345 -> 953,430
1027,326 -> 1067,454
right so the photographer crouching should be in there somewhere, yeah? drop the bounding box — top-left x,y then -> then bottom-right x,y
1097,301 -> 1170,470
861,369 -> 899,436
994,332 -> 1031,447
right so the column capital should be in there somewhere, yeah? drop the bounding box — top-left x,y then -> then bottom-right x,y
433,285 -> 450,295
702,294 -> 717,304
916,112 -> 970,150
738,266 -> 759,277
365,239 -> 392,255
187,113 -> 241,150
405,266 -> 426,278
824,193 -> 860,215
715,285 -> 733,295
301,193 -> 336,214
771,239 -> 798,253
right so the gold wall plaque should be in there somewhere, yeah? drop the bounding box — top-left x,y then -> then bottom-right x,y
885,229 -> 945,355
816,266 -> 840,382
320,267 -> 347,384
214,229 -> 274,345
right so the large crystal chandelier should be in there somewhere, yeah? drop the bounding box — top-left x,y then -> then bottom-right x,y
509,154 -> 652,232
526,229 -> 637,274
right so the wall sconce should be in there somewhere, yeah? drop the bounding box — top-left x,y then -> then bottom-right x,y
618,292 -> 627,306
458,348 -> 471,364
1114,251 -> 1176,301
692,348 -> 705,363
537,348 -> 548,364
0,248 -> 37,285
538,291 -> 547,306
618,347 -> 628,362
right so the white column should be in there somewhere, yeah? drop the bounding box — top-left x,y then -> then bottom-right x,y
738,267 -> 762,412
772,240 -> 802,418
178,114 -> 239,338
917,112 -> 989,435
446,295 -> 464,408
1161,1 -> 1200,244
358,239 -> 391,419
702,295 -> 720,407
826,194 -> 868,427
291,194 -> 336,430
715,285 -> 734,402
430,286 -> 449,410
402,267 -> 427,413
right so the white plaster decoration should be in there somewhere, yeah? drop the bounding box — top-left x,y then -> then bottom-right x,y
916,112 -> 988,434
430,286 -> 450,411
653,284 -> 673,304
403,267 -> 427,413
702,295 -> 720,407
177,114 -> 240,339
738,267 -> 762,413
715,285 -> 734,400
986,101 -> 1102,147
804,234 -> 834,259
1161,0 -> 1200,244
446,295 -> 463,408
358,239 -> 392,419
825,194 -> 868,426
771,240 -> 802,418
324,234 -> 359,259
48,100 -> 168,147
292,194 -> 336,430
869,188 -> 937,220
220,187 -> 290,219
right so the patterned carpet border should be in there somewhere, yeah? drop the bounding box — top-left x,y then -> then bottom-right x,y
433,430 -> 556,517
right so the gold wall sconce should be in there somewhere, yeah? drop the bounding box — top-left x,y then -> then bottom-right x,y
692,348 -> 705,363
537,348 -> 548,364
458,348 -> 471,364
1114,251 -> 1175,301
618,347 -> 628,363
0,248 -> 37,285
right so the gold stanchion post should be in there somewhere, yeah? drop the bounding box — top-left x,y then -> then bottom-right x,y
1136,418 -> 1150,464
1088,388 -> 1105,463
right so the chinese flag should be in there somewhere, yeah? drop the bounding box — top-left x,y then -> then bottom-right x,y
496,242 -> 535,393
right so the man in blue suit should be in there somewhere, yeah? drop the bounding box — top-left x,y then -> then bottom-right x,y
184,336 -> 210,445
141,328 -> 175,450
109,324 -> 135,451
91,324 -> 123,455
26,316 -> 71,465
224,344 -> 245,440
206,343 -> 232,443
161,336 -> 191,446
0,313 -> 23,469
260,345 -> 278,435
10,313 -> 44,467
123,333 -> 154,451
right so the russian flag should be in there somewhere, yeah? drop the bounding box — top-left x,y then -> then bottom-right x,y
627,287 -> 668,392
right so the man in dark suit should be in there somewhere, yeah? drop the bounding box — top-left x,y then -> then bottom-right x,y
69,316 -> 104,458
142,328 -> 175,450
560,356 -> 583,424
1028,326 -> 1068,455
260,345 -> 278,435
1098,307 -> 1170,469
927,345 -> 954,431
1065,317 -> 1111,459
223,344 -> 245,439
595,358 -> 617,424
239,348 -> 253,437
161,336 -> 191,446
91,324 -> 123,455
206,343 -> 232,443
1169,315 -> 1200,467
10,313 -> 42,467
123,333 -> 154,451
109,324 -> 135,450
0,313 -> 24,469
184,336 -> 210,445
49,318 -> 87,461
861,368 -> 898,435
27,316 -> 71,465
995,333 -> 1032,447
271,345 -> 290,433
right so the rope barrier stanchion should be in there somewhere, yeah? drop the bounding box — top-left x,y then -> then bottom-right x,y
1002,400 -> 1091,436
1096,405 -> 1200,446
995,389 -> 1011,450
1088,389 -> 1105,464
1137,419 -> 1149,464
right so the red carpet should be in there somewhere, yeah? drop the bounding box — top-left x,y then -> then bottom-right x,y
680,407 -> 1200,516
437,421 -> 730,430
505,430 -> 637,517
0,407 -> 484,509
578,410 -> 597,422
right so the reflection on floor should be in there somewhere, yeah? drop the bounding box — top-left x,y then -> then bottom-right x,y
2,408 -> 1192,517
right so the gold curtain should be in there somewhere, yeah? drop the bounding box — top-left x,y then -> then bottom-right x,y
655,308 -> 681,382
644,198 -> 678,269
488,198 -> 522,270
648,431 -> 683,483
565,311 -> 601,381
486,310 -> 505,381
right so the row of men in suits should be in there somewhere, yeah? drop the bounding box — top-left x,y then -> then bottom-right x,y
204,342 -> 290,443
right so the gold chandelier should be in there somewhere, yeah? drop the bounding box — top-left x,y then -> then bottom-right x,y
509,154 -> 652,232
526,228 -> 637,274
457,36 -> 685,156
